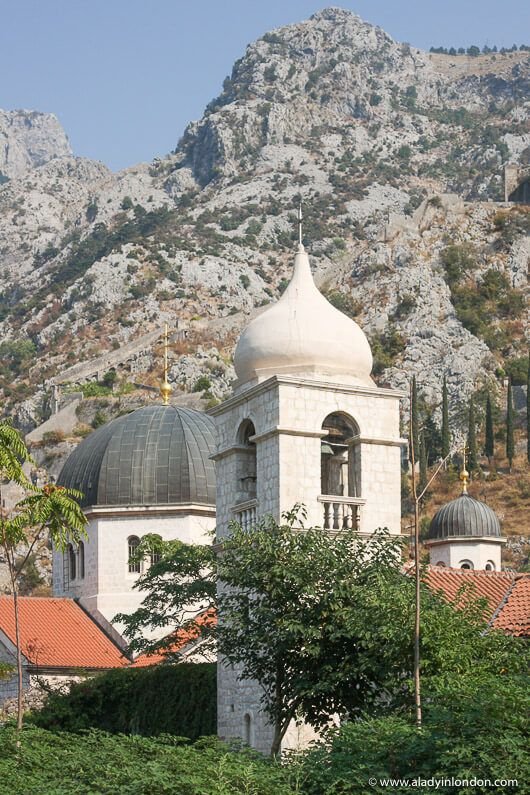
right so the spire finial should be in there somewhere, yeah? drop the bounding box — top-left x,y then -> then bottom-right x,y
460,444 -> 469,494
298,202 -> 304,250
159,322 -> 172,406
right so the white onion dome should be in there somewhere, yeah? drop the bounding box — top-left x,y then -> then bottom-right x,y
233,244 -> 373,387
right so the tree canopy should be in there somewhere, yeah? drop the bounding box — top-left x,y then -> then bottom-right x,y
119,508 -> 527,757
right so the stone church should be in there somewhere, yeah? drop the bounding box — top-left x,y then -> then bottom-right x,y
52,234 -> 513,752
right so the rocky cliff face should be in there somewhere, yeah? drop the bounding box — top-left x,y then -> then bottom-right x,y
0,8 -> 528,437
0,110 -> 72,180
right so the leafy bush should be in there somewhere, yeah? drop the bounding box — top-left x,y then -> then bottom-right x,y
440,243 -> 477,286
192,376 -> 212,393
31,664 -> 216,740
81,382 -> 112,398
42,430 -> 66,445
296,672 -> 528,794
0,727 -> 294,795
324,290 -> 361,318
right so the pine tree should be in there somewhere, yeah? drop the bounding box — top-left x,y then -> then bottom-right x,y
485,393 -> 494,466
506,378 -> 515,472
467,399 -> 478,474
441,376 -> 450,460
410,376 -> 419,465
527,354 -> 530,464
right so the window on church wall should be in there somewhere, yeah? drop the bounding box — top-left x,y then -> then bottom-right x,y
68,544 -> 76,581
243,713 -> 252,746
485,560 -> 496,571
459,560 -> 474,570
128,536 -> 141,574
235,419 -> 257,503
320,413 -> 361,497
78,542 -> 85,579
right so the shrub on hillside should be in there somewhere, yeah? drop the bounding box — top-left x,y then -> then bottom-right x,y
31,663 -> 216,740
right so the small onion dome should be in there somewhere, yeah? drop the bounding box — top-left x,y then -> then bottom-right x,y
233,244 -> 373,387
428,494 -> 501,540
57,405 -> 216,508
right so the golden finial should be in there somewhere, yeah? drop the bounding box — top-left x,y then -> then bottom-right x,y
460,444 -> 469,494
159,322 -> 172,406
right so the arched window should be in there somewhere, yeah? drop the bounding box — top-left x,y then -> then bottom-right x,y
128,536 -> 141,574
236,420 -> 257,502
459,560 -> 474,570
243,713 -> 252,746
435,561 -> 446,567
321,413 -> 361,497
78,542 -> 85,579
485,560 -> 496,571
68,544 -> 76,581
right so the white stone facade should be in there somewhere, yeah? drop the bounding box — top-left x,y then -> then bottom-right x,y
53,505 -> 215,634
212,372 -> 404,753
425,537 -> 505,571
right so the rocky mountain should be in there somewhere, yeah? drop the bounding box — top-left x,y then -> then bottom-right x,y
0,7 -> 528,443
0,109 -> 72,180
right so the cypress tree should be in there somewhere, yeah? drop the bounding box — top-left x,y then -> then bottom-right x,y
485,393 -> 494,466
410,375 -> 419,465
467,398 -> 478,474
527,354 -> 530,464
419,433 -> 428,494
506,378 -> 515,472
441,376 -> 450,460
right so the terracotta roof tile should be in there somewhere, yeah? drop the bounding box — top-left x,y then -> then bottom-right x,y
423,567 -> 515,617
0,597 -> 127,669
492,576 -> 530,637
421,566 -> 530,638
132,611 -> 215,667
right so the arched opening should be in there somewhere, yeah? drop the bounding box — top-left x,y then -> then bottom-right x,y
459,560 -> 474,570
508,178 -> 530,204
321,413 -> 360,496
78,542 -> 85,579
128,536 -> 141,574
243,713 -> 252,746
485,560 -> 496,571
236,420 -> 257,502
320,413 -> 361,531
68,544 -> 76,581
435,561 -> 446,567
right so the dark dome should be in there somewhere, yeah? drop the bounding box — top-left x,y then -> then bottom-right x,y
429,494 -> 501,540
58,405 -> 216,508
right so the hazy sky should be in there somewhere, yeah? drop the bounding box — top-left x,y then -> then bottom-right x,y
1,1 -> 528,171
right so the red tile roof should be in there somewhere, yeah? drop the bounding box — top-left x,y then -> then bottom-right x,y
0,597 -> 127,669
422,566 -> 530,637
132,611 -> 216,667
492,576 -> 530,637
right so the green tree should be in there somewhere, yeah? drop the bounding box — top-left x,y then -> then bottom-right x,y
485,393 -> 495,465
467,398 -> 478,474
506,378 -> 515,472
419,433 -> 428,494
441,376 -> 450,459
409,376 -> 419,465
0,422 -> 87,735
118,509 -> 526,759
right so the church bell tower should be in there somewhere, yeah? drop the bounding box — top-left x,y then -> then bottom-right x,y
211,225 -> 405,752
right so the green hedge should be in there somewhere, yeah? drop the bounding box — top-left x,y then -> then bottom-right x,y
31,663 -> 216,740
